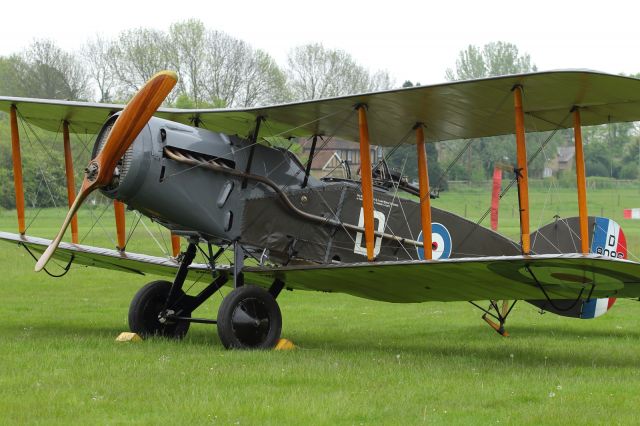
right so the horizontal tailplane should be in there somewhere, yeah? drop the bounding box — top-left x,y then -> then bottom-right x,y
526,216 -> 625,319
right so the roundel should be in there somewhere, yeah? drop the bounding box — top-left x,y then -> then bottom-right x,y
417,223 -> 452,260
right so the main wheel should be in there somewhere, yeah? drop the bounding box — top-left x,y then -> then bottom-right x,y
217,285 -> 282,349
128,280 -> 190,339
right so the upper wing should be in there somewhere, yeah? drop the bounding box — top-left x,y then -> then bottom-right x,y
1,70 -> 640,145
244,254 -> 640,303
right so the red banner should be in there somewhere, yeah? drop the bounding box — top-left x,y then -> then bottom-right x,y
490,167 -> 502,231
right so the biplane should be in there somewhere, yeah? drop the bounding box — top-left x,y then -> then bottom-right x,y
1,69 -> 640,349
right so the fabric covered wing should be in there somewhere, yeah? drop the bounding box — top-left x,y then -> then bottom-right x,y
0,232 -> 215,279
2,232 -> 639,304
2,70 -> 640,145
244,254 -> 640,303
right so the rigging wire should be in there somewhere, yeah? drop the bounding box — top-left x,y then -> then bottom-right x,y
124,210 -> 142,249
383,153 -> 416,260
79,197 -> 114,246
17,112 -> 62,210
136,214 -> 170,257
453,110 -> 573,255
155,221 -> 172,257
430,90 -> 513,192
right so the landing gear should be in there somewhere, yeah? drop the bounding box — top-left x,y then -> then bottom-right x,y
128,280 -> 191,339
127,239 -> 285,350
217,285 -> 282,349
470,299 -> 517,337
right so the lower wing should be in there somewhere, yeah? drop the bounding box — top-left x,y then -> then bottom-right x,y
244,255 -> 640,303
2,231 -> 639,304
0,231 -> 214,278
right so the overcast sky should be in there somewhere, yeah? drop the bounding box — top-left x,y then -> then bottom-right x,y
2,0 -> 639,85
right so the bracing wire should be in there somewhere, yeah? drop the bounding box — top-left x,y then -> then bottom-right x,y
452,109 -> 573,254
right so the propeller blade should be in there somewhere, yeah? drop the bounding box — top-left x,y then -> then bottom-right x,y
34,71 -> 177,272
34,184 -> 91,272
92,70 -> 178,186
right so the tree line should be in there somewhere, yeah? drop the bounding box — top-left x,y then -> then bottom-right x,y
387,42 -> 639,186
0,19 -> 393,106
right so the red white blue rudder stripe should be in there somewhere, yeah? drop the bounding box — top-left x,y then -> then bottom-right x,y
580,217 -> 625,318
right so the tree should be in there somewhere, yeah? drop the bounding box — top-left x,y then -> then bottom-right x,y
200,31 -> 249,107
442,41 -> 548,181
444,44 -> 486,81
199,31 -> 289,108
168,19 -> 208,106
0,55 -> 25,96
0,40 -> 91,100
368,70 -> 394,92
108,28 -> 171,100
286,43 -> 392,100
82,36 -> 116,102
445,41 -> 536,81
235,49 -> 290,107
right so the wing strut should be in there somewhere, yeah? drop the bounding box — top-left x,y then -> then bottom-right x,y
62,121 -> 79,244
513,86 -> 530,254
9,105 -> 26,235
171,234 -> 181,257
572,108 -> 589,254
114,200 -> 126,252
302,135 -> 318,188
357,105 -> 375,261
415,123 -> 432,259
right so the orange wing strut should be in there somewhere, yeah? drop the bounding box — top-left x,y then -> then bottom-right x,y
415,124 -> 432,260
573,108 -> 589,254
357,105 -> 375,261
171,234 -> 181,257
513,86 -> 530,255
114,200 -> 126,251
62,121 -> 79,244
9,106 -> 26,234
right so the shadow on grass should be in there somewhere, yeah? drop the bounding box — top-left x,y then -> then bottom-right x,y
3,322 -> 639,368
0,322 -> 220,346
503,325 -> 640,340
283,324 -> 640,368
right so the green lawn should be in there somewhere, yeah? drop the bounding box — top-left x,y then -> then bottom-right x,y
1,185 -> 639,424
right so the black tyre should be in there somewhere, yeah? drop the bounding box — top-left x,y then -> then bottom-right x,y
217,285 -> 282,349
128,280 -> 190,339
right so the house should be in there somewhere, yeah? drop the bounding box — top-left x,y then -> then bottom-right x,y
543,145 -> 576,178
298,138 -> 384,179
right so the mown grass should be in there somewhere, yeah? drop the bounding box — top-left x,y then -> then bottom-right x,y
1,185 -> 639,424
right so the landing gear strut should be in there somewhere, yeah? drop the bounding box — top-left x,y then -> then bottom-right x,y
470,300 -> 517,337
127,240 -> 285,349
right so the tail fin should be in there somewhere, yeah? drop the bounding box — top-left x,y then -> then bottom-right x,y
525,216 -> 624,319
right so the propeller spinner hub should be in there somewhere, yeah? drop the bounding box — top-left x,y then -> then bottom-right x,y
85,161 -> 100,183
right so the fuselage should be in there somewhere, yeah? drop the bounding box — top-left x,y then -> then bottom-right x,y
95,116 -> 520,265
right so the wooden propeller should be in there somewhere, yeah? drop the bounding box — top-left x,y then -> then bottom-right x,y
35,71 -> 177,272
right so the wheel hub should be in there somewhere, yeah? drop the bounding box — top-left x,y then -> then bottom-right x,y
230,298 -> 270,346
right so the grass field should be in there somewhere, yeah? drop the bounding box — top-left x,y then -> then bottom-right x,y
1,184 -> 640,424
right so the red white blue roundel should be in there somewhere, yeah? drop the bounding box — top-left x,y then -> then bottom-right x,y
417,223 -> 452,260
580,217 -> 625,319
